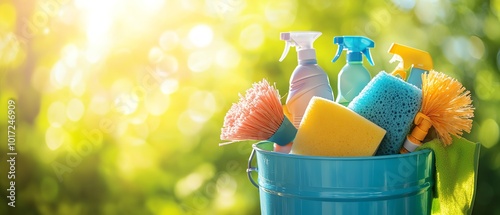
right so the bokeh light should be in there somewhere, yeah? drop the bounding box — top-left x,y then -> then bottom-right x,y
45,126 -> 69,150
89,94 -> 111,115
66,98 -> 85,121
148,47 -> 164,64
479,119 -> 499,149
188,50 -> 213,73
1,0 -> 500,214
178,110 -> 203,136
159,30 -> 180,51
188,24 -> 214,48
239,24 -> 265,50
157,54 -> 179,75
145,90 -> 170,116
48,101 -> 67,127
160,78 -> 179,95
215,44 -> 241,69
50,61 -> 69,88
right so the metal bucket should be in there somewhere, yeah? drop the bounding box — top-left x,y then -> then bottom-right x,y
247,141 -> 435,215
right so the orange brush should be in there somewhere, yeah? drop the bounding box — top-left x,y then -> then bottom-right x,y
220,79 -> 297,146
400,70 -> 474,153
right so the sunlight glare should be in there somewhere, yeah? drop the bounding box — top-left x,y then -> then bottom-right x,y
77,0 -> 118,63
142,0 -> 165,12
84,0 -> 116,42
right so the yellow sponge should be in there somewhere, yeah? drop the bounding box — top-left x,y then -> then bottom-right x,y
291,97 -> 386,157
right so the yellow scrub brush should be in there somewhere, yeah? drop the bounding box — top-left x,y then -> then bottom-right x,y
400,70 -> 474,153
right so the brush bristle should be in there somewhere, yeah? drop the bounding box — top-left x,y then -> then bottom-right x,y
422,70 -> 474,145
220,79 -> 285,142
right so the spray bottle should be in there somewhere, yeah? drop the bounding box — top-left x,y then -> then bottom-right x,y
388,43 -> 433,88
279,31 -> 334,128
332,36 -> 375,106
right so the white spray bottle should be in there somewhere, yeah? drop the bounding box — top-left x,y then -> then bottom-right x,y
280,31 -> 334,128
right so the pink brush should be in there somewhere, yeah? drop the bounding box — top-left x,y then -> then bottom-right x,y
220,79 -> 297,146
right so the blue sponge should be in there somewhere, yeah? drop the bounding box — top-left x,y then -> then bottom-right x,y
348,72 -> 422,155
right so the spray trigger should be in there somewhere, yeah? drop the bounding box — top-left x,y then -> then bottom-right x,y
280,42 -> 291,62
332,37 -> 344,62
331,36 -> 375,65
279,32 -> 321,62
389,54 -> 402,63
387,43 -> 433,75
362,49 -> 374,66
279,33 -> 293,62
389,54 -> 404,71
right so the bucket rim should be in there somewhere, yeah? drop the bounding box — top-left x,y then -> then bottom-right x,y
252,141 -> 433,161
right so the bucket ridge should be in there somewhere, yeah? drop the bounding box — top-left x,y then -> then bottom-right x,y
259,181 -> 433,201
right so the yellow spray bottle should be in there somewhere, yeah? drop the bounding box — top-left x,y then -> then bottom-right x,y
388,43 -> 433,88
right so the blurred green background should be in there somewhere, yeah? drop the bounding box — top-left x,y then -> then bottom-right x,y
0,0 -> 499,214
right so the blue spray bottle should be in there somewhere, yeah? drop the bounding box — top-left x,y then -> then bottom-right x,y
332,36 -> 375,106
280,31 -> 334,128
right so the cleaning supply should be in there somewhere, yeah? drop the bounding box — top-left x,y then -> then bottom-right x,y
331,36 -> 375,106
273,105 -> 294,153
348,71 -> 422,155
416,137 -> 480,215
290,96 -> 386,157
400,70 -> 474,153
279,31 -> 334,128
220,79 -> 297,146
388,43 -> 433,88
250,141 -> 435,214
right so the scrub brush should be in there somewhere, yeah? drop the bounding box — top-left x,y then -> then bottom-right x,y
400,70 -> 474,153
220,79 -> 297,146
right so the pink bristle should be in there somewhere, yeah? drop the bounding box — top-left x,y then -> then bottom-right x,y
220,79 -> 285,142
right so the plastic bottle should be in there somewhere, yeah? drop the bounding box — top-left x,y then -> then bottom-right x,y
279,31 -> 334,128
332,36 -> 375,106
388,43 -> 433,88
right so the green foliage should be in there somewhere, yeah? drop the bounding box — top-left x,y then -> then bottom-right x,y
0,0 -> 499,214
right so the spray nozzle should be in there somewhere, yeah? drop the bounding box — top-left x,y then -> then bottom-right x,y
388,43 -> 433,74
332,36 -> 375,66
279,31 -> 321,62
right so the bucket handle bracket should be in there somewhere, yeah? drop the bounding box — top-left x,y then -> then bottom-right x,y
247,149 -> 259,188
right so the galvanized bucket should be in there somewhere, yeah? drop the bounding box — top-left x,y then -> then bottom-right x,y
247,141 -> 435,215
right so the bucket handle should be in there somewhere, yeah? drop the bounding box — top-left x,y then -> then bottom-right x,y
246,149 -> 259,188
